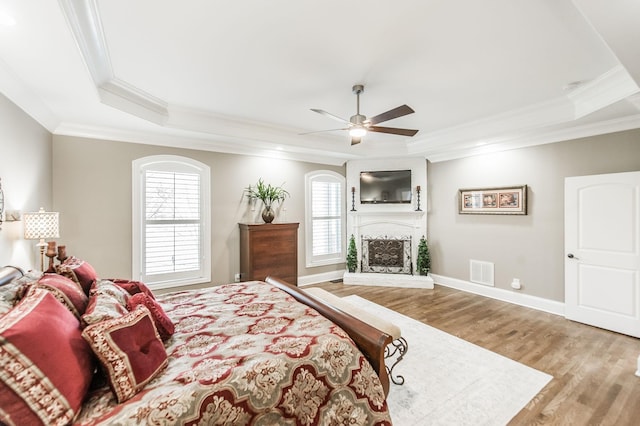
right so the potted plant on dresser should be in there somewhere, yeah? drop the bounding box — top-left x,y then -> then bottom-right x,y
245,179 -> 290,223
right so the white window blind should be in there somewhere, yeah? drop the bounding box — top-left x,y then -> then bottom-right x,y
311,180 -> 342,256
305,171 -> 345,267
133,155 -> 211,289
144,171 -> 201,275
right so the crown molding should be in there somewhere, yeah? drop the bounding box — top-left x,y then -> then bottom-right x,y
53,121 -> 355,166
0,58 -> 60,131
422,113 -> 640,163
60,0 -> 169,124
407,96 -> 574,154
568,65 -> 639,118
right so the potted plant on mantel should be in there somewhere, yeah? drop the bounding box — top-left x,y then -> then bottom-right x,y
245,179 -> 290,223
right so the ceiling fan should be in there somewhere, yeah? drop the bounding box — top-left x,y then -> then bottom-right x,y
306,84 -> 419,145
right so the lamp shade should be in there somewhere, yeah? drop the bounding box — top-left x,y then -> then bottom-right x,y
23,208 -> 59,240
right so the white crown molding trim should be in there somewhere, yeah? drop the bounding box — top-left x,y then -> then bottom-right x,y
568,65 -> 640,118
627,93 -> 640,111
431,274 -> 565,316
60,0 -> 169,124
53,122 -> 352,166
99,79 -> 168,125
407,96 -> 574,154
0,59 -> 60,131
423,113 -> 640,162
58,0 -> 111,84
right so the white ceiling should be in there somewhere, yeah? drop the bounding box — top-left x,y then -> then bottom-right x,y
1,0 -> 639,166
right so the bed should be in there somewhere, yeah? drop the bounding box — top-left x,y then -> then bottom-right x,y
0,260 -> 393,425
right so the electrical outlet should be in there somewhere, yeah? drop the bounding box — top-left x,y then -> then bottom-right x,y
511,278 -> 521,290
234,273 -> 241,282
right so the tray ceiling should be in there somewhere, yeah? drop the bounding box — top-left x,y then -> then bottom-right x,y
0,0 -> 639,165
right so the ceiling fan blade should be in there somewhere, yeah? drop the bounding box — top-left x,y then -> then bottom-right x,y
367,104 -> 415,125
299,127 -> 348,135
368,126 -> 419,137
351,137 -> 362,145
311,109 -> 351,125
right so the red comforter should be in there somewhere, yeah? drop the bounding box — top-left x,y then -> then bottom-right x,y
75,281 -> 391,425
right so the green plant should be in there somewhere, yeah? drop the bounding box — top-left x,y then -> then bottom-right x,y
245,178 -> 290,208
346,234 -> 358,273
417,236 -> 431,276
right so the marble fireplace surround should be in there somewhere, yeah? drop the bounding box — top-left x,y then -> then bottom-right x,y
344,157 -> 434,290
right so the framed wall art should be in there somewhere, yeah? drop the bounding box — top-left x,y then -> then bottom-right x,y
458,185 -> 527,215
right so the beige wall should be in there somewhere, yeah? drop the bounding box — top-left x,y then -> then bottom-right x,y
52,135 -> 345,286
0,94 -> 52,270
428,129 -> 640,301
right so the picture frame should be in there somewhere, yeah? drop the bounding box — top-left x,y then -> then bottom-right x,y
458,185 -> 527,215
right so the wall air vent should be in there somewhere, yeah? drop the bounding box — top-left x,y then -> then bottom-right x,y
470,260 -> 494,286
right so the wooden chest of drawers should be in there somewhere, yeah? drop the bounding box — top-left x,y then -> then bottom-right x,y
239,223 -> 299,285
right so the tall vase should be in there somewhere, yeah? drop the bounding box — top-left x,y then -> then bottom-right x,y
262,205 -> 275,223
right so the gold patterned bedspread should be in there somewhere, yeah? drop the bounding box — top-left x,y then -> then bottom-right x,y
75,281 -> 391,425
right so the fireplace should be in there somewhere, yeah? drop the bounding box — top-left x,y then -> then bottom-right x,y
343,157 -> 432,289
361,235 -> 412,274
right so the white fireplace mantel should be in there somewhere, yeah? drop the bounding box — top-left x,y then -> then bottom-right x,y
345,157 -> 430,289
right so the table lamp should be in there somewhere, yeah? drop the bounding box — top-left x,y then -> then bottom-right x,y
23,207 -> 59,271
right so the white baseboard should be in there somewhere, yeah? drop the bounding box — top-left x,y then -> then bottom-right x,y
297,270 -> 345,287
431,274 -> 565,317
298,271 -> 565,317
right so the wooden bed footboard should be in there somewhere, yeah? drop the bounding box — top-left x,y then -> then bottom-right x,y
265,276 -> 392,396
0,266 -> 23,287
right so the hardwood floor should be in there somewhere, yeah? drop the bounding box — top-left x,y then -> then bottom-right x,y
311,281 -> 640,425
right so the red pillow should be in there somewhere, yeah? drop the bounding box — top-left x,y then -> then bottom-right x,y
0,288 -> 94,425
82,305 -> 168,403
36,273 -> 89,318
126,293 -> 175,340
55,256 -> 98,295
109,279 -> 156,300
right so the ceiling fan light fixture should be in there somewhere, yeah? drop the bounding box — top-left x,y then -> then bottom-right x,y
349,127 -> 367,138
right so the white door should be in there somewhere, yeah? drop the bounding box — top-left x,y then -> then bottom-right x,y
565,171 -> 640,337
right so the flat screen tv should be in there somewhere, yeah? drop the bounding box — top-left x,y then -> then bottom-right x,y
360,170 -> 412,204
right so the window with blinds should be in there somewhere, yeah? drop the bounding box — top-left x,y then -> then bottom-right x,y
305,171 -> 345,267
133,156 -> 211,288
144,171 -> 200,275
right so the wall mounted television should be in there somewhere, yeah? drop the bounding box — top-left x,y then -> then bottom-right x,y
360,170 -> 412,204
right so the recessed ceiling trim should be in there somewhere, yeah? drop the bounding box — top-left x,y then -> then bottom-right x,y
407,96 -> 573,153
60,0 -> 169,123
421,113 -> 640,162
568,65 -> 639,119
0,58 -> 59,130
53,122 -> 357,166
59,0 -> 112,84
99,79 -> 168,125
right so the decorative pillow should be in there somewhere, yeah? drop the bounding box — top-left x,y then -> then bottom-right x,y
35,273 -> 89,318
109,278 -> 156,300
55,256 -> 98,295
126,293 -> 174,340
82,292 -> 128,327
0,288 -> 94,425
82,305 -> 168,403
0,271 -> 41,315
90,280 -> 130,306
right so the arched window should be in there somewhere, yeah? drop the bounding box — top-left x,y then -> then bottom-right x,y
132,155 -> 211,288
305,170 -> 345,267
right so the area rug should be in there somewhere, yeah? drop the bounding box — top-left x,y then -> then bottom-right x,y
342,295 -> 553,425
